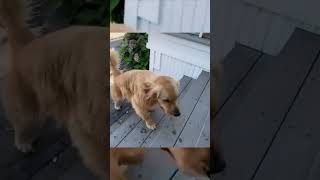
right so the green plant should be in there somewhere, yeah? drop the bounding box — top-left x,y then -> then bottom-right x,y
46,0 -> 108,26
119,33 -> 150,70
110,0 -> 124,23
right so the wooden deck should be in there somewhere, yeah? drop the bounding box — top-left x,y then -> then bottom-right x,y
214,29 -> 320,180
125,148 -> 209,180
110,71 -> 210,148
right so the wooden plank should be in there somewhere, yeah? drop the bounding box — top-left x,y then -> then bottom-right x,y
214,29 -> 320,180
214,44 -> 262,116
175,82 -> 210,147
252,55 -> 320,180
143,72 -> 209,147
32,147 -> 82,180
116,76 -> 192,147
59,160 -> 97,180
196,113 -> 210,147
125,148 -> 177,180
308,152 -> 320,180
171,170 -> 209,180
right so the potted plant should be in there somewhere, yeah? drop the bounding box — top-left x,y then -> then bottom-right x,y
119,33 -> 150,70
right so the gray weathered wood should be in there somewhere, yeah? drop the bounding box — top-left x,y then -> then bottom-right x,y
214,29 -> 320,180
196,113 -> 210,147
171,170 -> 210,180
252,55 -> 320,180
215,44 -> 262,114
175,82 -> 210,147
125,148 -> 177,180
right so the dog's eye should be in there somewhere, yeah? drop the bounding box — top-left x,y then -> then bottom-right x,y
164,99 -> 170,102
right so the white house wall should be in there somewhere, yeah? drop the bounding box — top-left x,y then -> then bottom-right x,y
125,0 -> 210,32
213,0 -> 320,61
147,34 -> 210,80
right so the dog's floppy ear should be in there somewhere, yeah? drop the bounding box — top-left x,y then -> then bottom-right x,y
143,82 -> 160,100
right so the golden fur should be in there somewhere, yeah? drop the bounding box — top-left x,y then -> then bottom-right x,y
110,148 -> 145,180
110,49 -> 180,130
164,148 -> 210,177
0,0 -> 107,179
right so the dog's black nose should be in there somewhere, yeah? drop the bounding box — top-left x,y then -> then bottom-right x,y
174,110 -> 180,116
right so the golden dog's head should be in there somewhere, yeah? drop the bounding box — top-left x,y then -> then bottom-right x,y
144,76 -> 180,116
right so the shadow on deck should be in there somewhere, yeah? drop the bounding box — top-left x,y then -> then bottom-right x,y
215,29 -> 320,180
125,148 -> 209,180
0,107 -> 97,180
110,71 -> 210,148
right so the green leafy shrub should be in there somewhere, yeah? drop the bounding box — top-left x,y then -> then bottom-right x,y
119,33 -> 150,70
110,0 -> 124,23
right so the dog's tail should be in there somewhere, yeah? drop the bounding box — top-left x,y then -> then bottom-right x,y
110,48 -> 122,77
0,0 -> 35,50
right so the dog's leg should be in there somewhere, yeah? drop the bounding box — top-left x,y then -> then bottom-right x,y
2,79 -> 42,153
67,121 -> 107,179
111,84 -> 122,110
131,101 -> 156,130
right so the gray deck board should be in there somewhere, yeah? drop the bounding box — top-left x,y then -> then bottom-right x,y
215,29 -> 320,180
175,82 -> 210,147
125,149 -> 210,180
215,44 -> 262,114
252,55 -> 320,180
196,112 -> 210,147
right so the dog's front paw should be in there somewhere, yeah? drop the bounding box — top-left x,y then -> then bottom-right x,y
15,142 -> 33,153
114,104 -> 121,110
146,122 -> 156,130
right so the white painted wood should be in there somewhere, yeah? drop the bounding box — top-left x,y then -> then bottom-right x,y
147,34 -> 210,80
214,0 -> 320,59
124,0 -> 139,30
124,0 -> 210,32
137,0 -> 160,24
244,0 -> 320,27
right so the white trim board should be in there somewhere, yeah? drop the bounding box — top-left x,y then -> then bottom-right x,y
147,33 -> 210,80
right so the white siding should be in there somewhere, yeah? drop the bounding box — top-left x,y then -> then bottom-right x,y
124,0 -> 210,32
213,0 -> 320,61
147,34 -> 210,80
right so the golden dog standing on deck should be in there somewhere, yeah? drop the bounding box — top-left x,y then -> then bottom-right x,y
110,49 -> 180,130
0,0 -> 107,179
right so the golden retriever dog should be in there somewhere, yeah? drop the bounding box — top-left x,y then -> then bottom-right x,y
212,60 -> 226,174
162,148 -> 210,177
0,0 -> 107,179
110,49 -> 180,130
110,148 -> 145,180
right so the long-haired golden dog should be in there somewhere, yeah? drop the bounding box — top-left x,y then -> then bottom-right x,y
212,60 -> 226,174
110,49 -> 180,130
0,0 -> 107,179
110,148 -> 145,180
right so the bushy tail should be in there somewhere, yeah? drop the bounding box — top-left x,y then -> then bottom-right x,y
0,0 -> 35,49
110,48 -> 121,77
